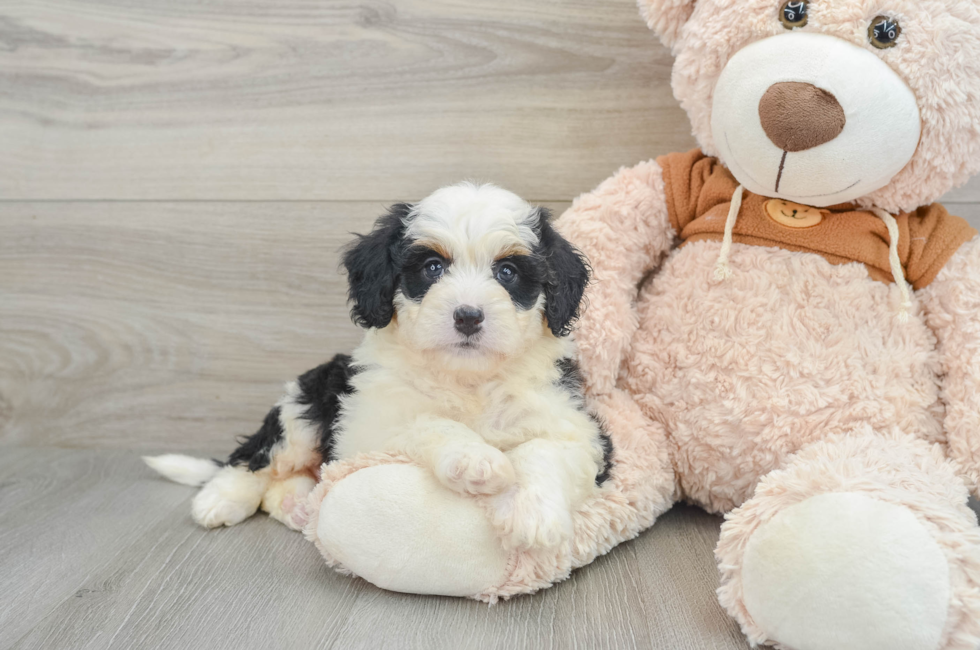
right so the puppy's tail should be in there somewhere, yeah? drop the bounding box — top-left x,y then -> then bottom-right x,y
143,454 -> 222,487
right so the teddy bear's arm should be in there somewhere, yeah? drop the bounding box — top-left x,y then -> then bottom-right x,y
919,235 -> 980,496
556,160 -> 676,395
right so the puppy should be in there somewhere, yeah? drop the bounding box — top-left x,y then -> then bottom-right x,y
145,182 -> 612,549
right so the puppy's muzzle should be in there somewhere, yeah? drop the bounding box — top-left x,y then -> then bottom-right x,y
453,305 -> 484,337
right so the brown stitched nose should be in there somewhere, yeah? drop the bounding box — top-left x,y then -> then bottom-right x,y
759,82 -> 846,152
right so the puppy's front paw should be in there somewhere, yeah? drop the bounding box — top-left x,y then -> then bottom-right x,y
436,444 -> 515,495
491,486 -> 574,550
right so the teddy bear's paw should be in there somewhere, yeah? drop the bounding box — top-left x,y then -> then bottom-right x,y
490,485 -> 573,550
739,493 -> 951,650
435,444 -> 516,496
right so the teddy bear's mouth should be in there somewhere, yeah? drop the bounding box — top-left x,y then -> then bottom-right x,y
792,178 -> 862,199
724,132 -> 863,200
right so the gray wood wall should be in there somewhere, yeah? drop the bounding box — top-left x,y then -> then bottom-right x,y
2,0 -> 979,453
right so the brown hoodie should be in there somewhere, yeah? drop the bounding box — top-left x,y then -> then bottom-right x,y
658,149 -> 978,289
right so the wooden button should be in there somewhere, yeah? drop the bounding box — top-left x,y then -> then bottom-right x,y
765,199 -> 824,228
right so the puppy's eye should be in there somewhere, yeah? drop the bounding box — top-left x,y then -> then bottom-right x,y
869,16 -> 901,49
423,257 -> 444,280
779,0 -> 808,29
495,263 -> 518,284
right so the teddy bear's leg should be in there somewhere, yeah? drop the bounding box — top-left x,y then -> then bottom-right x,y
304,387 -> 677,600
310,461 -> 513,597
716,430 -> 980,650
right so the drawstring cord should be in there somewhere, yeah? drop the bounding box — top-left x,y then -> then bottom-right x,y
712,185 -> 911,323
871,207 -> 912,323
713,185 -> 744,281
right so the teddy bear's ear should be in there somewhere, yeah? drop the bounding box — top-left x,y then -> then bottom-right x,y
637,0 -> 697,49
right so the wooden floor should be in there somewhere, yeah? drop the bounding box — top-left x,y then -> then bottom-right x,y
2,1 -> 979,648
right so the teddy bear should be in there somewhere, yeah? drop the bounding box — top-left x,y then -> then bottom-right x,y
304,1 -> 980,648
553,0 -> 980,648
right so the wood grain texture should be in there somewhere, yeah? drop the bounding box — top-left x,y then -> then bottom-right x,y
0,201 -> 569,451
2,449 -> 749,650
0,0 -> 687,201
3,0 -> 977,203
1,200 -> 977,452
4,0 -> 980,647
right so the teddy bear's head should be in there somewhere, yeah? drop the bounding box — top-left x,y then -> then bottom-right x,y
639,0 -> 980,213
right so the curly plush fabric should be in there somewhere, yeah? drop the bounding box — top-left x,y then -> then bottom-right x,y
553,161 -> 675,395
305,388 -> 676,602
555,151 -> 980,647
716,429 -> 980,650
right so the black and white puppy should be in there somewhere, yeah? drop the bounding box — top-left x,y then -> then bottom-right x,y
145,183 -> 611,549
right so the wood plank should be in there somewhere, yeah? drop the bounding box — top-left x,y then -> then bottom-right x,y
0,201 -> 569,451
4,0 -> 978,204
3,449 -> 747,650
0,448 -> 195,647
1,200 -> 977,452
947,201 -> 980,225
0,0 -> 688,201
943,184 -> 980,203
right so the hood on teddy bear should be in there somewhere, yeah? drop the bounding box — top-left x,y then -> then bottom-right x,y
638,0 -> 980,214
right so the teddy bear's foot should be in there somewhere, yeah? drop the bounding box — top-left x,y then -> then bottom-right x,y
740,492 -> 949,650
309,462 -> 511,597
717,431 -> 980,650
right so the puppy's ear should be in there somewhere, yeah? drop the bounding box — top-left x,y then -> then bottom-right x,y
342,204 -> 410,329
535,208 -> 591,337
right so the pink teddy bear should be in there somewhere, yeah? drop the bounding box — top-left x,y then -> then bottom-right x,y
556,1 -> 980,648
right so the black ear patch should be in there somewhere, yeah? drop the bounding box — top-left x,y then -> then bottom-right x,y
534,208 -> 590,337
342,203 -> 411,329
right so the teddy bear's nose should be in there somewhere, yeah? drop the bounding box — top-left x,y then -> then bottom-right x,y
758,82 -> 846,152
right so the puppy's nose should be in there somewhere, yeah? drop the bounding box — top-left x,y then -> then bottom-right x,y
759,81 -> 846,152
453,305 -> 484,337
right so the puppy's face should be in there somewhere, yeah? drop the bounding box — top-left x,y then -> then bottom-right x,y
342,183 -> 589,369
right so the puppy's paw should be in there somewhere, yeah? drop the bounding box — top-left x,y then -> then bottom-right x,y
279,493 -> 312,531
192,486 -> 257,529
491,486 -> 574,550
263,475 -> 316,531
436,444 -> 516,495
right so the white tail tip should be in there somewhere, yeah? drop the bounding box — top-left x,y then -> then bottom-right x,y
143,454 -> 221,487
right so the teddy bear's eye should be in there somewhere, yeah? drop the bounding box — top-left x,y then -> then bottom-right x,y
869,16 -> 901,49
779,1 -> 809,29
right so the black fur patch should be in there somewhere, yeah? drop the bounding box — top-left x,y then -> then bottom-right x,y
532,208 -> 590,337
554,357 -> 584,396
228,406 -> 285,472
592,415 -> 614,486
294,353 -> 359,463
556,358 -> 612,485
401,246 -> 448,301
493,254 -> 544,310
226,354 -> 358,471
342,204 -> 412,329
